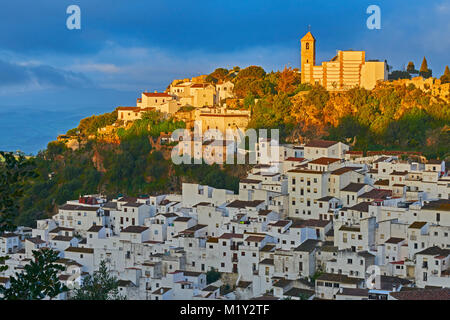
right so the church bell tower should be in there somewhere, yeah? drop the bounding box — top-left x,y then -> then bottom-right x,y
300,29 -> 316,83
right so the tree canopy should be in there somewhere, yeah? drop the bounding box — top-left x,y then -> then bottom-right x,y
0,248 -> 68,300
71,260 -> 125,300
419,57 -> 432,78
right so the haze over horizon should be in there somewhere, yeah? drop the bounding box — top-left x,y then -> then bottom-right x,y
0,0 -> 449,154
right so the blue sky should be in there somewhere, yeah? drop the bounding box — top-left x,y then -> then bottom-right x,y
0,0 -> 449,153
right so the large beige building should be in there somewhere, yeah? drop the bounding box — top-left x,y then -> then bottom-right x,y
300,31 -> 387,91
198,108 -> 250,134
169,82 -> 216,108
137,92 -> 180,114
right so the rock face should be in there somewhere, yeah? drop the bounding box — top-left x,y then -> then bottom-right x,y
148,136 -> 173,160
92,149 -> 106,173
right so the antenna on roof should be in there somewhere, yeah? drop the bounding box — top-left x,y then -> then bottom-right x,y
308,24 -> 311,32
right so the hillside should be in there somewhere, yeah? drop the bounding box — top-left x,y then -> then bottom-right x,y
3,65 -> 450,227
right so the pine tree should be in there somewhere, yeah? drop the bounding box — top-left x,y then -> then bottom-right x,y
406,61 -> 417,74
0,249 -> 68,300
440,65 -> 450,84
71,260 -> 125,300
419,57 -> 432,78
420,57 -> 428,72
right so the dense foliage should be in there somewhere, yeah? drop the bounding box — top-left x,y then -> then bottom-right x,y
116,110 -> 185,140
0,249 -> 68,300
71,260 -> 125,300
6,112 -> 242,226
73,110 -> 118,137
241,65 -> 449,159
0,152 -> 37,232
441,66 -> 450,84
206,267 -> 221,284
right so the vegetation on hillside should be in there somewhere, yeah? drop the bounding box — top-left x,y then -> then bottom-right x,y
116,110 -> 185,140
71,260 -> 125,300
1,63 -> 449,228
4,110 -> 242,227
233,65 -> 449,159
69,110 -> 118,137
0,248 -> 68,300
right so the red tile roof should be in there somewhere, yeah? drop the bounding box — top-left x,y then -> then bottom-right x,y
117,106 -> 140,111
285,157 -> 306,162
143,92 -> 171,97
305,140 -> 338,148
308,157 -> 341,165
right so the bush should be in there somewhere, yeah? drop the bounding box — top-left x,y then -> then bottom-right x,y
206,268 -> 221,284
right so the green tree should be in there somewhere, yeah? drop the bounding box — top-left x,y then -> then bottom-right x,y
205,68 -> 229,83
71,260 -> 125,300
206,267 -> 221,284
388,70 -> 411,80
419,57 -> 432,78
0,248 -> 68,300
234,65 -> 266,81
0,152 -> 37,232
440,65 -> 450,84
277,66 -> 301,94
406,61 -> 417,74
244,92 -> 256,111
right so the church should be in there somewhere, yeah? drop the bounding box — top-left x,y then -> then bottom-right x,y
300,31 -> 387,91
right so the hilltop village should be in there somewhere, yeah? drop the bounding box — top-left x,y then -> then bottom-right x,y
1,139 -> 449,300
1,32 -> 449,300
57,31 -> 449,151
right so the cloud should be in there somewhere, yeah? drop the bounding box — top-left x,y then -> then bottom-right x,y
70,63 -> 121,73
59,42 -> 300,92
0,59 -> 92,93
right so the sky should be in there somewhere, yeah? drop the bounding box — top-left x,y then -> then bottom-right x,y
0,0 -> 449,154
